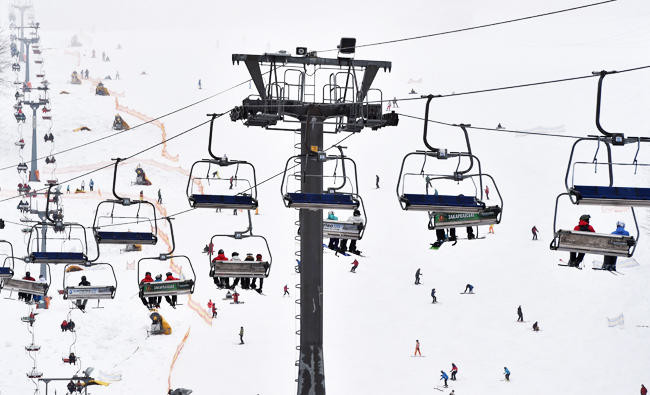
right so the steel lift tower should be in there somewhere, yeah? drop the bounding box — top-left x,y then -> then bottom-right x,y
11,0 -> 33,62
230,39 -> 398,395
21,80 -> 48,182
15,22 -> 40,84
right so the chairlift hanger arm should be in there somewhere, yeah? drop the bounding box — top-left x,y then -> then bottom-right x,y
564,138 -> 613,196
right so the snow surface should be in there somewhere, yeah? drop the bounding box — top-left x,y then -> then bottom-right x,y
1,0 -> 650,394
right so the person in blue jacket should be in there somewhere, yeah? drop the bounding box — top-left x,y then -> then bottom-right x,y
440,371 -> 449,387
504,367 -> 510,381
326,211 -> 339,250
602,221 -> 630,271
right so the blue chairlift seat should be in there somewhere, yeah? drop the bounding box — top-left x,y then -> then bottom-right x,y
571,185 -> 650,207
400,193 -> 484,213
285,193 -> 358,210
30,251 -> 87,264
95,231 -> 157,245
0,267 -> 14,279
189,194 -> 258,209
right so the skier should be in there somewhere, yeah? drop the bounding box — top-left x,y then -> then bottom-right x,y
211,304 -> 217,318
568,215 -> 595,267
283,284 -> 290,296
139,271 -> 155,308
350,259 -> 359,273
339,209 -> 364,255
431,288 -> 437,303
80,180 -> 85,191
488,224 -> 494,234
517,305 -> 523,322
532,321 -> 539,332
504,367 -> 510,381
497,123 -> 503,129
414,340 -> 421,356
164,272 -> 179,307
450,363 -> 458,380
326,211 -> 339,251
462,284 -> 474,294
157,188 -> 162,204
484,185 -> 490,200
531,225 -> 539,240
376,175 -> 380,189
198,79 -> 202,89
602,221 -> 629,271
239,326 -> 244,344
76,276 -> 91,311
115,71 -> 120,80
440,371 -> 449,388
89,179 -> 94,191
139,190 -> 144,201
232,290 -> 240,304
641,384 -> 647,395
415,268 -> 422,285
67,185 -> 70,194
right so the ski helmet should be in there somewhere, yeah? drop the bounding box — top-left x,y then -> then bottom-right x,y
617,220 -> 625,228
579,214 -> 591,222
353,209 -> 361,216
218,249 -> 224,254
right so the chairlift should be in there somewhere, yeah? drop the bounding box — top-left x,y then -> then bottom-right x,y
45,156 -> 55,164
15,111 -> 26,122
137,218 -> 195,299
281,146 -> 362,211
0,241 -> 16,279
396,98 -> 503,227
62,263 -> 117,302
93,158 -> 158,245
208,211 -> 272,280
186,114 -> 259,210
12,63 -> 20,72
17,162 -> 28,173
0,257 -> 51,298
28,185 -> 93,264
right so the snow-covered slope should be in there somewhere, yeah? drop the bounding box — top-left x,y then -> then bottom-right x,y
1,1 -> 650,394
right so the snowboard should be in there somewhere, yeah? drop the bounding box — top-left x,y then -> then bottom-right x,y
459,292 -> 476,295
230,301 -> 246,304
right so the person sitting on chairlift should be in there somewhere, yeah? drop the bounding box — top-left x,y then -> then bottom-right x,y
250,253 -> 266,294
229,252 -> 242,290
326,211 -> 339,251
602,221 -> 629,271
139,271 -> 155,309
212,249 -> 229,289
18,271 -> 36,303
76,275 -> 90,311
242,253 -> 255,289
153,274 -> 163,308
164,272 -> 179,307
339,210 -> 364,255
568,214 -> 595,268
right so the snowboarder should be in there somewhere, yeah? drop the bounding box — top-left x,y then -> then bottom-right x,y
157,189 -> 162,204
463,284 -> 474,294
568,215 -> 595,267
449,391 -> 455,395
504,367 -> 510,381
350,259 -> 359,273
440,371 -> 449,388
232,290 -> 240,304
517,305 -> 523,322
531,225 -> 539,240
239,326 -> 244,344
339,209 -> 364,255
414,340 -> 421,356
431,288 -> 437,303
532,321 -> 539,332
164,272 -> 179,307
198,79 -> 202,89
211,304 -> 217,318
602,221 -> 629,271
415,268 -> 422,285
89,179 -> 94,191
484,185 -> 490,200
283,284 -> 290,296
76,276 -> 91,311
376,174 -> 380,189
450,363 -> 458,380
326,211 -> 339,251
641,384 -> 647,395
497,123 -> 503,129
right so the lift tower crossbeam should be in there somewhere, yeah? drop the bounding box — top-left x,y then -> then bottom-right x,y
231,43 -> 397,395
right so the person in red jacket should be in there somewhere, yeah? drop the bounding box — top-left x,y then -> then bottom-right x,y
283,284 -> 290,296
250,253 -> 266,294
139,271 -> 155,308
350,259 -> 359,273
569,215 -> 595,267
641,384 -> 647,395
232,290 -> 240,304
19,271 -> 36,303
164,272 -> 179,307
212,249 -> 229,289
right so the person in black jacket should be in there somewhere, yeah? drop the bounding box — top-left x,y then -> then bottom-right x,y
76,276 -> 91,311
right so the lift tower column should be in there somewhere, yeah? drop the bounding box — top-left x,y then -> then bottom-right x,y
230,43 -> 397,395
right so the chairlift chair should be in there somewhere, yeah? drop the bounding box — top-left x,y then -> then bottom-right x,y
93,158 -> 158,245
62,263 -> 117,301
0,241 -> 16,279
209,212 -> 272,279
281,146 -> 362,211
137,218 -> 195,299
0,258 -> 51,297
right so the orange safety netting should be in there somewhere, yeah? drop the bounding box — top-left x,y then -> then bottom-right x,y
168,327 -> 191,392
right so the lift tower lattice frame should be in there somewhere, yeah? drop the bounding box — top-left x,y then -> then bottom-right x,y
230,47 -> 397,395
